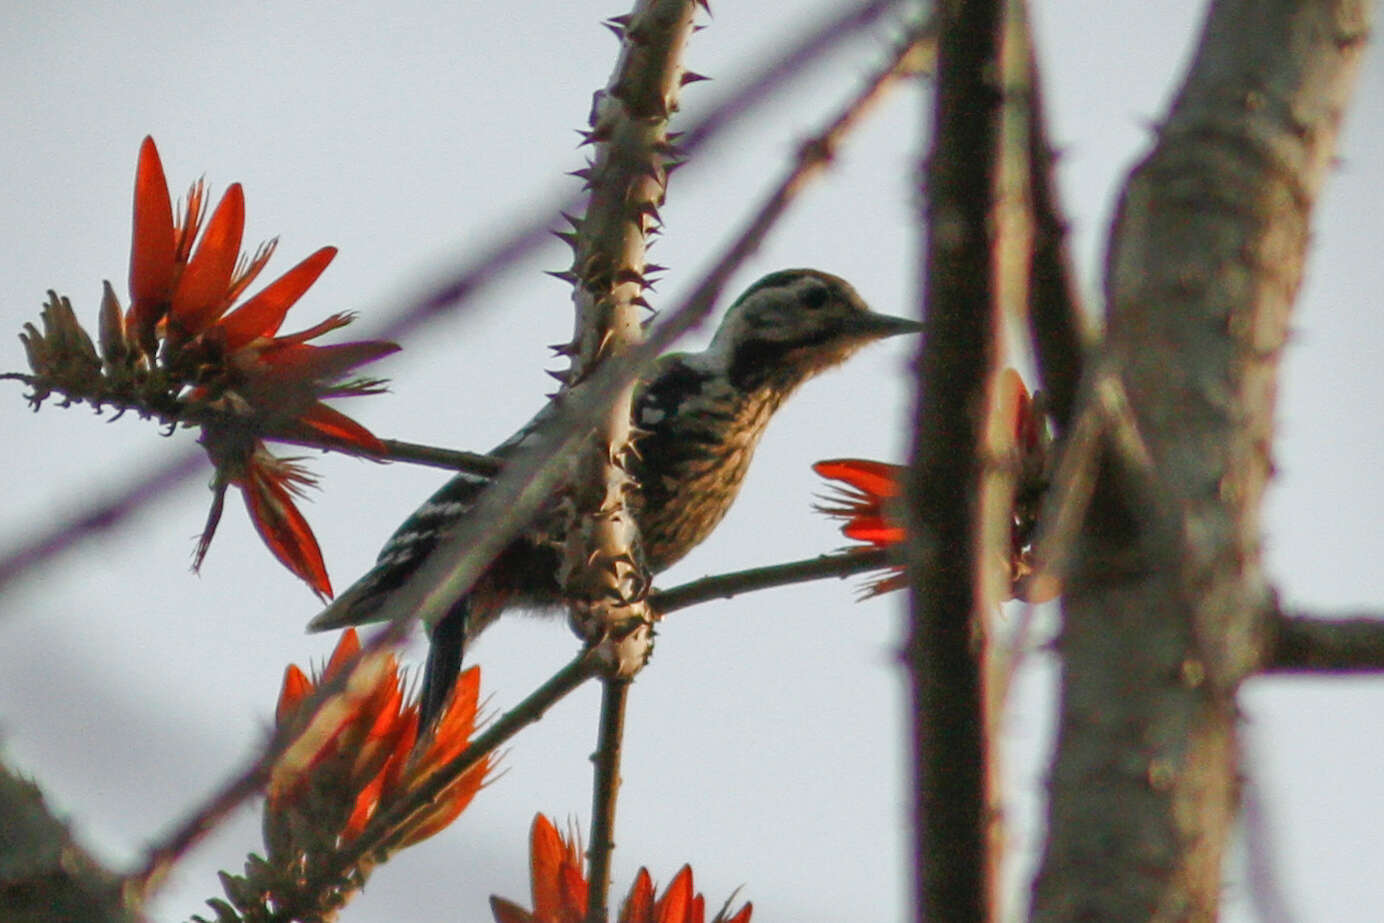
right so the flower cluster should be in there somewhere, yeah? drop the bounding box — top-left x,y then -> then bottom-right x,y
267,628 -> 489,851
814,369 -> 1055,601
13,138 -> 398,597
199,630 -> 489,922
491,815 -> 753,923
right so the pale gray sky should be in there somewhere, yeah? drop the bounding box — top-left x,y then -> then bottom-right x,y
1,2 -> 1381,921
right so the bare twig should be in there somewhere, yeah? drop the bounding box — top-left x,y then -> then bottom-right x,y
1023,46 -> 1088,432
585,679 -> 632,923
1264,611 -> 1384,673
648,548 -> 891,615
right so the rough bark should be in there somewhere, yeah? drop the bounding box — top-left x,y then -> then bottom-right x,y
1030,0 -> 1370,919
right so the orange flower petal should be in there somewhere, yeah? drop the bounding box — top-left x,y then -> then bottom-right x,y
323,628 -> 362,680
242,456 -> 333,599
275,663 -> 313,725
219,246 -> 338,349
289,402 -> 388,455
421,666 -> 482,766
619,869 -> 655,923
343,762 -> 389,841
172,183 -> 246,334
842,518 -> 906,547
654,866 -> 694,923
530,815 -> 569,921
721,903 -> 753,923
129,137 -> 176,310
558,863 -> 588,921
257,339 -> 401,382
811,459 -> 902,498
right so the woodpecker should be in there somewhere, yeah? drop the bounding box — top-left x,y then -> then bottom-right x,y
309,269 -> 921,722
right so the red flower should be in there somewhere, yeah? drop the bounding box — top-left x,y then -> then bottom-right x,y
267,629 -> 490,854
814,370 -> 1054,601
491,815 -> 752,923
125,137 -> 400,596
812,458 -> 909,595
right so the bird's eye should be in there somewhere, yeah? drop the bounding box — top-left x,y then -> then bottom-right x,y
801,284 -> 830,309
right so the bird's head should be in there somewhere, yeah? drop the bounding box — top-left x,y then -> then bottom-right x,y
707,269 -> 922,392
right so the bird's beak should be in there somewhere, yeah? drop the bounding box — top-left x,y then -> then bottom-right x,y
853,311 -> 924,340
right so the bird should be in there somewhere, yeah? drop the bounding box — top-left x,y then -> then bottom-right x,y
308,268 -> 922,723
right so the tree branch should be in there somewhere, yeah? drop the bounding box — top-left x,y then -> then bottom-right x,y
586,678 -> 632,923
906,0 -> 1007,918
1023,35 -> 1088,432
1031,0 -> 1372,918
1264,611 -> 1384,673
649,548 -> 891,616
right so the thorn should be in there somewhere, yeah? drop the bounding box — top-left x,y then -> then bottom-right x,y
644,263 -> 667,275
607,13 -> 633,27
549,341 -> 577,356
560,212 -> 584,231
545,269 -> 579,283
546,368 -> 569,384
663,158 -> 687,176
602,19 -> 624,39
576,125 -> 613,147
634,201 -> 662,225
680,71 -> 710,86
551,229 -> 579,247
696,0 -> 712,12
614,268 -> 648,288
632,296 -> 653,311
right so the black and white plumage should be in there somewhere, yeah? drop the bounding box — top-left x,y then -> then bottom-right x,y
308,269 -> 921,722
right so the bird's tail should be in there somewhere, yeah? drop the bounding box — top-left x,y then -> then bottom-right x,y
419,599 -> 469,727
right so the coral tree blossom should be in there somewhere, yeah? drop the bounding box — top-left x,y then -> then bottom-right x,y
268,629 -> 488,854
814,369 -> 1052,600
491,815 -> 752,923
123,137 -> 399,596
